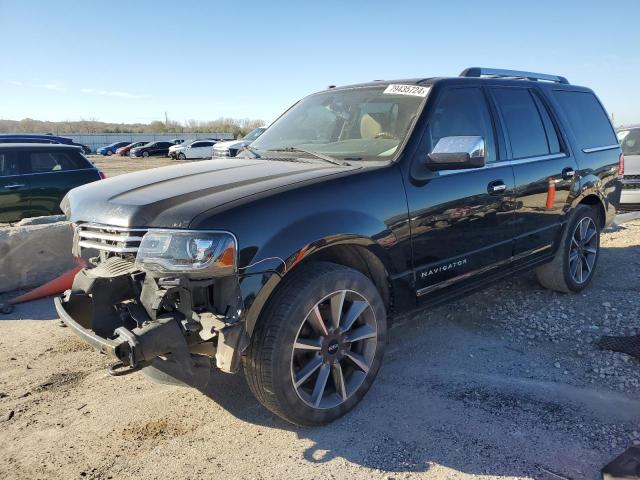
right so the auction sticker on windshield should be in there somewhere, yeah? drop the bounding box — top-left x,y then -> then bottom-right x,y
383,84 -> 430,97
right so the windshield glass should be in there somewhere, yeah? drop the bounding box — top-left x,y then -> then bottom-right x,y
618,129 -> 640,155
243,128 -> 265,142
250,85 -> 427,161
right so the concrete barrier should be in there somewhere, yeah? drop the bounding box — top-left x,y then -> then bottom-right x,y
0,215 -> 75,294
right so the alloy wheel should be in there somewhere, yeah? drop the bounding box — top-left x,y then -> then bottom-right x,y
569,217 -> 598,284
290,289 -> 378,409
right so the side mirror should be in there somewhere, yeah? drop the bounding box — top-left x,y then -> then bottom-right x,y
427,136 -> 485,170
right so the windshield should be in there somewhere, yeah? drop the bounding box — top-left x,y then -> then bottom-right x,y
243,128 -> 265,142
618,129 -> 640,155
250,85 -> 427,161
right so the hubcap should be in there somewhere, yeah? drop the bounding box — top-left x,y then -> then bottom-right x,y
569,217 -> 598,284
290,289 -> 377,409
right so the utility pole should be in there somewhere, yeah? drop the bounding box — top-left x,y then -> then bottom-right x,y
165,111 -> 168,127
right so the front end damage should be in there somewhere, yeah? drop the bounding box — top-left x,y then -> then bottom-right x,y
56,224 -> 248,386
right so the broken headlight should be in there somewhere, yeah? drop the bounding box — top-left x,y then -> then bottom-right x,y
135,230 -> 236,277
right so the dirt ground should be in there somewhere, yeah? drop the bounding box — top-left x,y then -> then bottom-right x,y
0,215 -> 639,479
88,154 -> 176,178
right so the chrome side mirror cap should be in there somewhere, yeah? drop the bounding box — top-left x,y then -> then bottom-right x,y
427,136 -> 485,170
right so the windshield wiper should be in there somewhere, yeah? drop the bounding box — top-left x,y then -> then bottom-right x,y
266,146 -> 349,166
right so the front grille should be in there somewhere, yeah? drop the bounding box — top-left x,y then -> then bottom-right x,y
622,175 -> 640,190
75,223 -> 147,255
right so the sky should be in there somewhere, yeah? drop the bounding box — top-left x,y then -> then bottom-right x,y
0,0 -> 638,126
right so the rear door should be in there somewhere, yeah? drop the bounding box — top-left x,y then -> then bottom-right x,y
0,150 -> 29,222
490,86 -> 578,264
190,141 -> 214,158
24,149 -> 99,217
405,86 -> 516,299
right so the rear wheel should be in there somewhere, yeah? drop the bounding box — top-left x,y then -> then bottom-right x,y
244,262 -> 387,426
536,205 -> 601,293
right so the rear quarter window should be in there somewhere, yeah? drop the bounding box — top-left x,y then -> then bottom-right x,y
552,90 -> 617,150
27,150 -> 90,173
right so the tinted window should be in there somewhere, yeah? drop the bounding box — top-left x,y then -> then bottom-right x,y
27,151 -> 84,173
553,90 -> 617,149
619,129 -> 640,155
492,88 -> 549,159
532,94 -> 561,154
0,152 -> 20,176
428,87 -> 496,162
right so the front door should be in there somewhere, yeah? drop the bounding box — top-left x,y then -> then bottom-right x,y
404,86 -> 516,299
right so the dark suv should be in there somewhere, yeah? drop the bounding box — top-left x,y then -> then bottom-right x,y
56,68 -> 622,425
0,144 -> 103,222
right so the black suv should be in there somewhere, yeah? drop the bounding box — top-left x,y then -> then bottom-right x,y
56,68 -> 622,426
0,144 -> 103,222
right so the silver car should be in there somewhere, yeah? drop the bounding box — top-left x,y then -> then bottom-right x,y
618,127 -> 640,211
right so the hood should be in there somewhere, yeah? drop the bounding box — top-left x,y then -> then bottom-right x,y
62,158 -> 353,228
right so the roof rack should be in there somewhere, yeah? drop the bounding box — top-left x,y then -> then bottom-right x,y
460,67 -> 569,84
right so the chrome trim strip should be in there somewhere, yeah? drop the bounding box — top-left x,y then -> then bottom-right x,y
436,153 -> 567,176
582,145 -> 619,154
78,231 -> 145,242
0,167 -> 96,179
77,240 -> 139,253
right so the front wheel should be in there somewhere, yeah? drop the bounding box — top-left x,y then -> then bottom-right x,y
244,262 -> 387,426
106,150 -> 113,156
177,153 -> 186,160
536,205 -> 601,293
142,151 -> 149,157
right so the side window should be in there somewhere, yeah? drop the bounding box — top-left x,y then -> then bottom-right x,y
28,151 -> 82,173
620,130 -> 640,155
0,152 -> 20,176
428,87 -> 496,162
552,90 -> 617,150
492,88 -> 550,159
532,94 -> 561,154
191,142 -> 205,148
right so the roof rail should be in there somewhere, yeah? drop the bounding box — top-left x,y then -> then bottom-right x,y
460,67 -> 569,84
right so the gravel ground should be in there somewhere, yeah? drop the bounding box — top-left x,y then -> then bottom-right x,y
88,154 -> 176,177
0,218 -> 639,480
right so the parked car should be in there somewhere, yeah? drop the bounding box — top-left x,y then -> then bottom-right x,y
116,142 -> 147,157
0,143 -> 103,222
617,127 -> 640,211
0,134 -> 91,154
212,127 -> 266,158
57,68 -> 621,426
130,141 -> 174,158
97,142 -> 131,156
172,139 -> 217,160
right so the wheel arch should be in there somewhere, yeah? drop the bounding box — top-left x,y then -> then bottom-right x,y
242,234 -> 396,338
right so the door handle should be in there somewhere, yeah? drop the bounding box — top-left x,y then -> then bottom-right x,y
562,167 -> 575,180
3,184 -> 25,189
488,180 -> 507,195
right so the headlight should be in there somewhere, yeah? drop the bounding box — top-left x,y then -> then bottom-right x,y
135,230 -> 236,276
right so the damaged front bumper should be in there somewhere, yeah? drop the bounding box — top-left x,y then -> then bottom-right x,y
55,256 -> 248,381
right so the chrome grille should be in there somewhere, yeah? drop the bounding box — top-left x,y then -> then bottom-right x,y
75,224 -> 147,255
622,175 -> 640,190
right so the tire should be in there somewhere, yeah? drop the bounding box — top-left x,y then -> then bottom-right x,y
244,262 -> 387,426
107,150 -> 113,156
142,151 -> 149,157
536,205 -> 601,293
178,153 -> 186,160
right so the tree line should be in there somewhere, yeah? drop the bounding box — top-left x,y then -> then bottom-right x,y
0,117 -> 265,138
